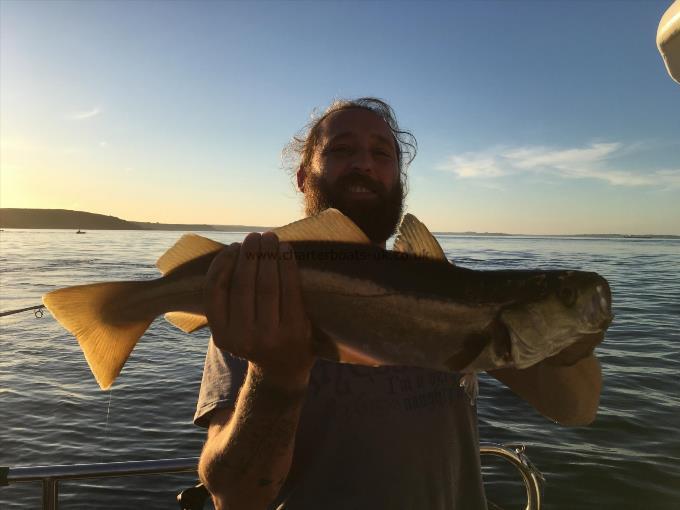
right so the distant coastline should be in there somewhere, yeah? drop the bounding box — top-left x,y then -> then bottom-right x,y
0,208 -> 268,232
1,208 -> 678,238
432,231 -> 680,239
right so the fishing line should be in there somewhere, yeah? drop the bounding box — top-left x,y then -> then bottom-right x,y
104,389 -> 113,438
100,388 -> 114,461
0,304 -> 46,318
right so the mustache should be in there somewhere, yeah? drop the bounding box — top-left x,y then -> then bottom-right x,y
302,170 -> 405,244
334,173 -> 387,196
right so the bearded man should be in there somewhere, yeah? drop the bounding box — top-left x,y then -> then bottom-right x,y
195,98 -> 602,509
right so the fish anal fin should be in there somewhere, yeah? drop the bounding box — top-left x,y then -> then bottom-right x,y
156,234 -> 225,275
393,213 -> 449,263
165,311 -> 208,333
43,281 -> 156,390
336,343 -> 387,366
272,208 -> 370,244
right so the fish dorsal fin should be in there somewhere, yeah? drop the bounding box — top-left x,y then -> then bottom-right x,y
156,234 -> 225,275
272,208 -> 370,243
394,213 -> 449,262
157,210 -> 367,275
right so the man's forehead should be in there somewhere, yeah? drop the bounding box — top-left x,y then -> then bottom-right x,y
318,108 -> 394,141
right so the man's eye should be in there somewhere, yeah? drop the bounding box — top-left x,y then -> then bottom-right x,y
327,146 -> 351,154
373,149 -> 392,158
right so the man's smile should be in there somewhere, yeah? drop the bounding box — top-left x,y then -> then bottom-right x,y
335,172 -> 386,201
344,183 -> 379,199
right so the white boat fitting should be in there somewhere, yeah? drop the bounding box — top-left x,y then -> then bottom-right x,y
658,0 -> 680,83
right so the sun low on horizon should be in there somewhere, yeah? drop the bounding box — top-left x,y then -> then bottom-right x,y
1,0 -> 679,235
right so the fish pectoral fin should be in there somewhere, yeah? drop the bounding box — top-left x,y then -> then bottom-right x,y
443,332 -> 490,372
156,234 -> 225,275
272,208 -> 370,244
42,281 -> 155,390
445,315 -> 512,372
393,213 -> 450,263
164,311 -> 208,333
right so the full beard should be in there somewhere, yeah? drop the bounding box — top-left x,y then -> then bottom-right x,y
303,172 -> 405,244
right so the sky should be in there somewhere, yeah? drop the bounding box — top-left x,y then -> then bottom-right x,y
1,0 -> 678,235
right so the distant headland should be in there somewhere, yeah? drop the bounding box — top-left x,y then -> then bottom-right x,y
0,208 -> 268,232
0,208 -> 677,238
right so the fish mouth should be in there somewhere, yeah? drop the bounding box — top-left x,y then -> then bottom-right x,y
597,284 -> 613,319
588,281 -> 614,330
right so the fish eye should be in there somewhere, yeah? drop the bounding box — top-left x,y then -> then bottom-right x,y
558,287 -> 577,307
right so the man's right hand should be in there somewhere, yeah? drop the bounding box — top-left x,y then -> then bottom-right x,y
204,232 -> 315,389
200,233 -> 314,509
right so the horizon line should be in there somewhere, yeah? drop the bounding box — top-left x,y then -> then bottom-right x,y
1,207 -> 678,238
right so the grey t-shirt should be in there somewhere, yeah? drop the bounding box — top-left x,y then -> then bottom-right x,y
195,339 -> 487,509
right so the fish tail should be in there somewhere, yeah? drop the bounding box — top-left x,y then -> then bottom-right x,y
43,280 -> 158,390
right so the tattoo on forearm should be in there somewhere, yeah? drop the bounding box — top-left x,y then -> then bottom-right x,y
211,369 -> 307,491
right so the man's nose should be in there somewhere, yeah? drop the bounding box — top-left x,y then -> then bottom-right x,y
349,148 -> 374,173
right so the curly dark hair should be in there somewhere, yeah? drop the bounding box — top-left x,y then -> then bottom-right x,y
283,97 -> 418,192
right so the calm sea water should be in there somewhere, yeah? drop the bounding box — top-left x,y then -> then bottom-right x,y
1,229 -> 678,509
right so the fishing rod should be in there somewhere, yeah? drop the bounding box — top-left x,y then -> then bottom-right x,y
0,305 -> 46,318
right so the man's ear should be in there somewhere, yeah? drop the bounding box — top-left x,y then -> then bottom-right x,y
296,166 -> 306,192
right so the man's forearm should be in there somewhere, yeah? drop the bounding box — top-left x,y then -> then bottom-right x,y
199,364 -> 309,510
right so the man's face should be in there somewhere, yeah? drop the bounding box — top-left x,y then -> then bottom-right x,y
300,108 -> 404,244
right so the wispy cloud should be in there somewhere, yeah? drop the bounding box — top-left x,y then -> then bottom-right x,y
503,143 -> 620,170
67,107 -> 101,120
438,154 -> 505,178
437,142 -> 680,188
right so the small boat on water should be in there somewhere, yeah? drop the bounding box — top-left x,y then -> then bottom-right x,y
76,230 -> 86,234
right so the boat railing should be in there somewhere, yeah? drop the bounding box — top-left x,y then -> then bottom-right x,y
1,457 -> 198,510
1,443 -> 543,510
480,443 -> 545,510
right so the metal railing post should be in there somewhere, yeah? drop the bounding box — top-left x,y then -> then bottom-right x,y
42,478 -> 58,510
3,458 -> 199,509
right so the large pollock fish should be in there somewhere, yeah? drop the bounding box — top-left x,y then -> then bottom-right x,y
42,209 -> 613,390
